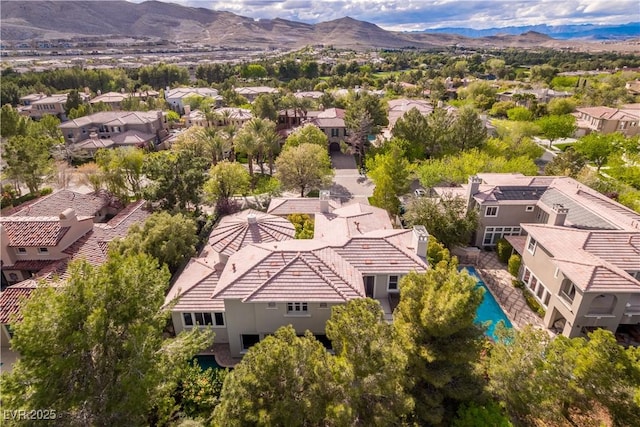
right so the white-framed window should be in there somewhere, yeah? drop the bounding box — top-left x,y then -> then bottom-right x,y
183,312 -> 225,328
485,206 -> 499,217
286,302 -> 308,314
16,247 -> 27,254
388,275 -> 399,291
38,247 -> 49,254
527,237 -> 537,254
482,226 -> 522,246
525,205 -> 534,212
560,280 -> 577,304
554,267 -> 560,278
522,267 -> 551,308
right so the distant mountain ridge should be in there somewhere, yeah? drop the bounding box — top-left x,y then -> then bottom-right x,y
423,22 -> 640,40
1,1 -> 638,52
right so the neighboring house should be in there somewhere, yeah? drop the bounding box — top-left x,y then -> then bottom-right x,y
382,98 -> 433,140
306,108 -> 348,151
166,199 -> 429,358
0,201 -> 152,371
89,91 -> 129,110
277,109 -> 309,131
294,91 -> 324,101
58,110 -> 170,156
19,93 -> 68,120
182,105 -> 209,128
234,86 -> 279,103
497,88 -> 572,107
212,107 -> 254,128
165,87 -> 222,113
625,80 -> 640,95
456,173 -> 640,340
574,106 -> 639,137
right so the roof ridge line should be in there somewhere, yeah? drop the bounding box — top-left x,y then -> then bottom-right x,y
242,252 -> 302,302
311,247 -> 362,297
302,252 -> 349,301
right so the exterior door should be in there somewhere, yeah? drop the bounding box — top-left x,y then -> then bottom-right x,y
364,276 -> 375,298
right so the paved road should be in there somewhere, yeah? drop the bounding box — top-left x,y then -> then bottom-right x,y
328,152 -> 374,205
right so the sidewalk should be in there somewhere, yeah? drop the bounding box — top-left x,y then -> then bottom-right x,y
476,252 -> 547,331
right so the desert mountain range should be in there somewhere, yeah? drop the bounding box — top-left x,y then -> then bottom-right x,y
1,1 -> 636,52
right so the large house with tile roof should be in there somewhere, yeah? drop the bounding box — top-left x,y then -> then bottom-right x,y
0,200 -> 152,371
574,105 -> 639,137
59,110 -> 170,156
454,173 -> 640,340
166,200 -> 429,357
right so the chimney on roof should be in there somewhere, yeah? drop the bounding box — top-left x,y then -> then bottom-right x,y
247,213 -> 258,224
548,203 -> 569,227
467,175 -> 482,212
59,208 -> 77,227
319,190 -> 331,213
412,225 -> 429,259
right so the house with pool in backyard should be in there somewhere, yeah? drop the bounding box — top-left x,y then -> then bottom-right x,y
165,193 -> 430,361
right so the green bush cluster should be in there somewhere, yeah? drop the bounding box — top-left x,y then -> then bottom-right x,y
507,254 -> 521,278
287,213 -> 314,239
496,238 -> 513,264
523,290 -> 545,318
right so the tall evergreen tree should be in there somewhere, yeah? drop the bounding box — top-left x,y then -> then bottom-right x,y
451,106 -> 488,152
394,263 -> 485,426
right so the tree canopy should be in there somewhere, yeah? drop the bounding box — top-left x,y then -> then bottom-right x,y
284,123 -> 328,149
275,143 -> 334,197
367,142 -> 411,215
203,160 -> 250,214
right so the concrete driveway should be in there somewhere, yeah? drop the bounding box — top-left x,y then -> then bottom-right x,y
329,152 -> 374,205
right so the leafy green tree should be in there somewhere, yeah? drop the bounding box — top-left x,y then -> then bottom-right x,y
506,106 -> 534,122
203,160 -> 250,214
391,107 -> 430,161
287,213 -> 314,239
536,114 -> 576,147
275,143 -> 334,197
95,147 -> 145,202
0,104 -> 28,138
2,135 -> 54,194
488,326 -> 640,426
451,106 -> 488,151
574,132 -> 622,172
235,121 -> 261,178
346,109 -> 374,169
240,64 -> 268,79
345,91 -> 388,134
451,402 -> 513,427
367,143 -> 411,215
251,94 -> 278,121
1,252 -> 212,426
174,362 -> 229,424
394,264 -> 484,426
64,89 -> 83,115
530,64 -> 558,84
284,123 -> 329,149
326,299 -> 413,425
113,212 -> 198,274
426,107 -> 454,158
547,97 -> 576,115
489,101 -> 516,118
404,193 -> 478,249
212,326 -> 341,426
143,150 -> 208,212
35,114 -> 64,142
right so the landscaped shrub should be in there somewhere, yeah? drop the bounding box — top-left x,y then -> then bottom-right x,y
39,187 -> 53,196
507,254 -> 522,278
287,213 -> 314,239
496,238 -> 513,264
523,290 -> 545,317
512,280 -> 524,289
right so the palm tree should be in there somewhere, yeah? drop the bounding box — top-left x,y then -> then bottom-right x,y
235,127 -> 259,180
261,128 -> 282,176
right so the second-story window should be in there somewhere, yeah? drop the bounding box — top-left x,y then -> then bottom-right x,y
38,247 -> 49,254
16,247 -> 27,254
527,237 -> 537,254
485,206 -> 499,217
287,302 -> 308,314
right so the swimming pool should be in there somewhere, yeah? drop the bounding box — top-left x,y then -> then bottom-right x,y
193,354 -> 223,370
460,266 -> 513,340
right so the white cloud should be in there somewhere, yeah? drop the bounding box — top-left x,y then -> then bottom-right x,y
129,0 -> 639,31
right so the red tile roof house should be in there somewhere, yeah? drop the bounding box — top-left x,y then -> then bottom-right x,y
455,173 -> 640,341
165,201 -> 429,359
0,200 -> 151,372
574,106 -> 639,137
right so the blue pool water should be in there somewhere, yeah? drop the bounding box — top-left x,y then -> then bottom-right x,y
460,266 -> 513,340
193,354 -> 223,370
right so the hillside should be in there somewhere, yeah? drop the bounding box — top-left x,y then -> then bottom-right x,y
1,0 -> 637,52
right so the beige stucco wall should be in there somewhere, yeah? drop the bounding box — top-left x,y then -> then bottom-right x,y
473,203 -> 537,246
224,299 -> 338,357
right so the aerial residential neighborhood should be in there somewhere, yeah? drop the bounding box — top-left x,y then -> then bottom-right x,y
1,0 -> 639,425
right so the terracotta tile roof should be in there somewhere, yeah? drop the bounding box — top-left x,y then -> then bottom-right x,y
9,190 -> 110,218
208,209 -> 295,256
267,198 -> 341,216
315,203 -> 393,242
0,281 -> 38,324
1,217 -> 71,247
213,240 -> 365,302
2,259 -> 60,271
165,247 -> 224,311
59,111 -> 163,129
582,232 -> 640,271
577,106 -> 639,121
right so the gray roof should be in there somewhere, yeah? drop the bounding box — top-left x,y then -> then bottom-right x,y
540,188 -> 618,230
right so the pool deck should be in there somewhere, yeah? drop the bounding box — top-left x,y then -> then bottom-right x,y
474,251 -> 547,332
203,343 -> 240,368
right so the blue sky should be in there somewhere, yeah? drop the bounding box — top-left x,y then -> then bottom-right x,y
128,0 -> 639,31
